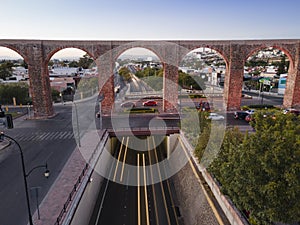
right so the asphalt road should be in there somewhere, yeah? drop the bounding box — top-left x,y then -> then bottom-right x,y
0,105 -> 77,225
89,136 -> 180,225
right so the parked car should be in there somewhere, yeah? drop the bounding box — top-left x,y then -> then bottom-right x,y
142,100 -> 157,106
245,114 -> 255,122
283,108 -> 300,116
234,111 -> 249,120
121,101 -> 136,108
196,101 -> 210,111
208,113 -> 225,121
245,109 -> 255,115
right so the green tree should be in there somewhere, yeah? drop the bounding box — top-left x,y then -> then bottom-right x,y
78,54 -> 94,69
276,55 -> 289,75
68,60 -> 79,68
209,111 -> 300,224
118,67 -> 132,81
178,70 -> 206,90
0,83 -> 30,104
0,61 -> 14,80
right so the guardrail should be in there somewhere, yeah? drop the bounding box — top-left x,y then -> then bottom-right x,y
54,130 -> 108,225
54,163 -> 89,225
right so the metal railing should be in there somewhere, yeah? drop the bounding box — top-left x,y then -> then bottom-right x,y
54,163 -> 89,225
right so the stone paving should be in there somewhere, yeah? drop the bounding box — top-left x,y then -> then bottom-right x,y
31,129 -> 106,225
32,147 -> 86,225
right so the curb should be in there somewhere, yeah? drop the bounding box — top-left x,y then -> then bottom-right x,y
0,140 -> 11,151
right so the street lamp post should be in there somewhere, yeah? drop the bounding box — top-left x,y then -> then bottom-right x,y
73,102 -> 81,147
97,93 -> 105,130
0,133 -> 50,225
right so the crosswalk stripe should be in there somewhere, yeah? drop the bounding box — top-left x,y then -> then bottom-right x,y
49,131 -> 60,140
7,130 -> 75,142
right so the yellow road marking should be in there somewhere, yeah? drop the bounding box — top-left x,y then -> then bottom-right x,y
143,154 -> 150,225
152,136 -> 171,225
147,138 -> 160,225
120,137 -> 129,182
137,153 -> 141,225
159,147 -> 180,225
179,138 -> 225,225
113,137 -> 124,182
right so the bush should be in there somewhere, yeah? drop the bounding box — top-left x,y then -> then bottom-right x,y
0,83 -> 31,105
247,104 -> 274,109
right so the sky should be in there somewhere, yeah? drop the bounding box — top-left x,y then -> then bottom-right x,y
1,0 -> 300,58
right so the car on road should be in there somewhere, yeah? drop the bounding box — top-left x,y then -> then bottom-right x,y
234,111 -> 249,120
196,101 -> 210,111
121,101 -> 136,108
208,113 -> 225,121
142,100 -> 157,106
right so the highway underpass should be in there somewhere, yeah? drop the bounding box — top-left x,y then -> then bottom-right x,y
89,136 -> 180,225
66,132 -> 231,225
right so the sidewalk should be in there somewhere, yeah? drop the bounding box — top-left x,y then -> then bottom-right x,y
32,147 -> 86,225
32,129 -> 106,225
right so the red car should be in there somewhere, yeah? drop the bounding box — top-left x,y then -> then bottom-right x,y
142,100 -> 157,106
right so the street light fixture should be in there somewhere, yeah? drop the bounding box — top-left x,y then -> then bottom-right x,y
0,132 -> 50,225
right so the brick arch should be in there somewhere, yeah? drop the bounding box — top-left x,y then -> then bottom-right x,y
178,45 -> 229,69
112,45 -> 164,64
0,45 -> 29,63
245,45 -> 294,70
45,46 -> 96,66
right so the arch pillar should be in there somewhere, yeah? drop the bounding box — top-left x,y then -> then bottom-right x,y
162,44 -> 180,113
283,43 -> 300,109
224,45 -> 244,111
28,44 -> 54,118
163,63 -> 179,112
96,52 -> 114,114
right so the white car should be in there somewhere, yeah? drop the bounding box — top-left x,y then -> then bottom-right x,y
208,113 -> 225,121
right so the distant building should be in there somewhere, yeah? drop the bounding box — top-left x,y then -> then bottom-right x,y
49,67 -> 80,77
261,66 -> 277,78
50,77 -> 75,92
278,74 -> 287,95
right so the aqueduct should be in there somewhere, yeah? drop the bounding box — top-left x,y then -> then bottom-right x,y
0,39 -> 299,118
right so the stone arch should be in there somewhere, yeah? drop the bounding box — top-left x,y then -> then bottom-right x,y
179,45 -> 229,69
245,45 -> 294,70
0,45 -> 29,64
112,44 -> 164,64
243,45 -> 293,107
45,46 -> 95,66
113,46 -> 164,109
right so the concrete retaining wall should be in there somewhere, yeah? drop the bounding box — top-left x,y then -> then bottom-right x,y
201,170 -> 249,225
172,162 -> 220,225
179,134 -> 248,225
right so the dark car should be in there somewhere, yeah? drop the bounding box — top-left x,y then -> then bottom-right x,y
142,100 -> 157,106
196,101 -> 210,111
234,111 -> 249,120
121,101 -> 136,108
